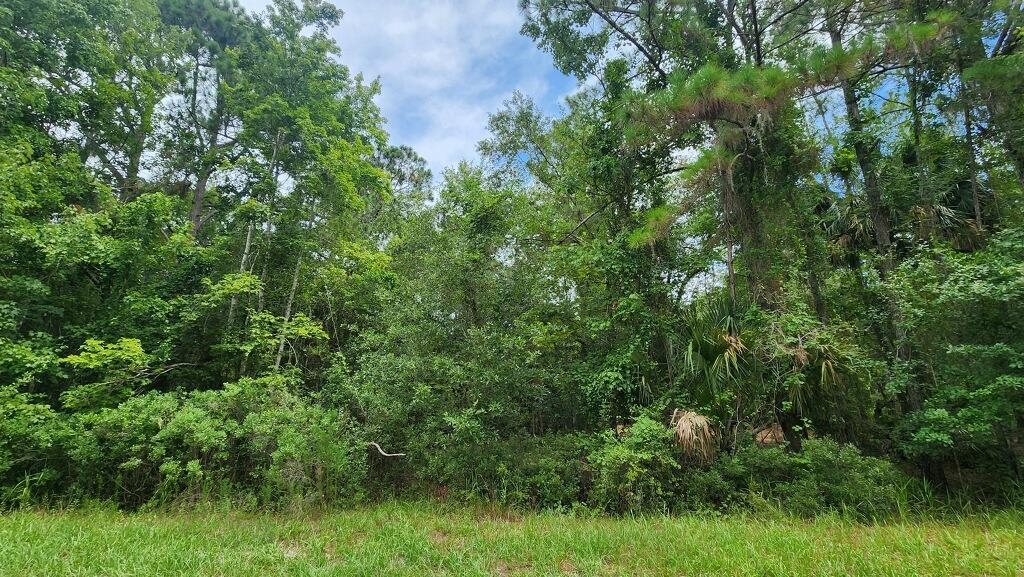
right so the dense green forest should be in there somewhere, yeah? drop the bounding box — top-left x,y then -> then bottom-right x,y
1,0 -> 1022,515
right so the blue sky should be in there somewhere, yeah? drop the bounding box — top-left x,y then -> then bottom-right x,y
238,0 -> 575,176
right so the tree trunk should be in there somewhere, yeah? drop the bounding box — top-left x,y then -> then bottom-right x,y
227,222 -> 255,328
256,131 -> 284,312
829,27 -> 891,256
274,256 -> 302,370
189,67 -> 223,235
777,405 -> 804,452
958,54 -> 983,231
189,169 -> 212,234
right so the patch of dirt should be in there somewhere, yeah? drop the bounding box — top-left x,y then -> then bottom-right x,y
388,554 -> 409,570
429,528 -> 468,551
277,540 -> 304,559
429,529 -> 449,545
323,540 -> 338,560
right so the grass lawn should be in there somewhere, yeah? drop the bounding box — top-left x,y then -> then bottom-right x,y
1,502 -> 1022,576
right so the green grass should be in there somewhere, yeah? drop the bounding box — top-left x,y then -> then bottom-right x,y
1,502 -> 1022,576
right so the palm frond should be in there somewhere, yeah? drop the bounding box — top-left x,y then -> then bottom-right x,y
671,409 -> 716,463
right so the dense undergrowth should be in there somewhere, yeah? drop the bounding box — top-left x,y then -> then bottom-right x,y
3,374 -> 1017,519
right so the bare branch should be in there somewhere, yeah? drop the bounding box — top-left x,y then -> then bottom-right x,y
369,442 -> 406,457
558,199 -> 615,244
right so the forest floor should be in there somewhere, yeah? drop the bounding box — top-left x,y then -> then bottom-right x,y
1,502 -> 1022,576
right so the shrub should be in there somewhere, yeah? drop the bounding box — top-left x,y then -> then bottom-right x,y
408,430 -> 593,510
54,376 -> 366,509
494,434 -> 593,510
716,438 -> 906,519
673,467 -> 736,512
239,382 -> 367,505
588,416 -> 680,513
0,386 -> 68,506
65,391 -> 183,507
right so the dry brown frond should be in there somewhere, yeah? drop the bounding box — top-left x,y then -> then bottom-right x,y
671,409 -> 716,463
792,345 -> 810,367
723,333 -> 747,353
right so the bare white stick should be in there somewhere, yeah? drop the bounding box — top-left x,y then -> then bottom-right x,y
368,442 -> 406,457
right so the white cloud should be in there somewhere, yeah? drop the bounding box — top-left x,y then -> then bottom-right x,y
238,0 -> 573,176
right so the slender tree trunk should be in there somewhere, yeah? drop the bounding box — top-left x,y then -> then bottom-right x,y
274,256 -> 302,370
190,168 -> 212,233
958,55 -> 983,230
828,26 -> 891,256
257,259 -> 269,313
726,238 -> 737,308
909,66 -> 930,238
966,109 -> 982,228
807,266 -> 828,324
256,131 -> 283,313
749,0 -> 763,65
227,222 -> 255,328
720,159 -> 738,310
124,139 -> 143,202
190,68 -> 222,235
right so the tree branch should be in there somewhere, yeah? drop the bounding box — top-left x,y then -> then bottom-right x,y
369,442 -> 406,457
582,0 -> 668,82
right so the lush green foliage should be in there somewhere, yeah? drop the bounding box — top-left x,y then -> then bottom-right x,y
1,0 -> 1023,516
2,376 -> 366,508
